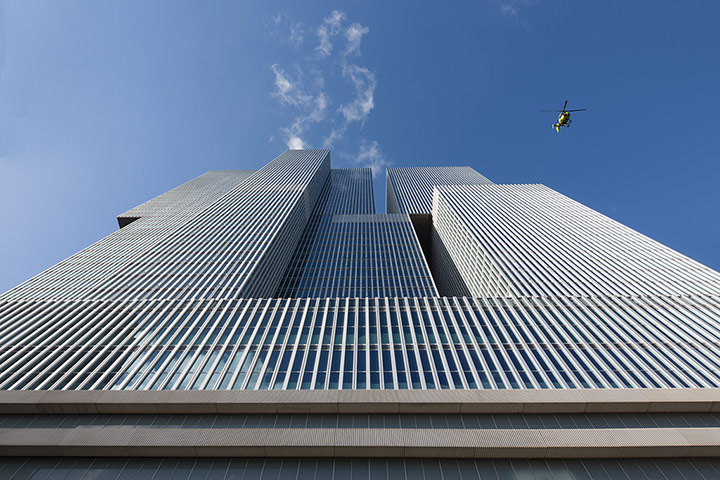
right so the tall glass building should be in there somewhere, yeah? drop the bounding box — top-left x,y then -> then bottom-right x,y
1,149 -> 720,478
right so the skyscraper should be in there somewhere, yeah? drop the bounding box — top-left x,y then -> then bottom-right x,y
1,149 -> 720,478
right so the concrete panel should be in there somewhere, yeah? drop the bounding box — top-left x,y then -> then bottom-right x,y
2,427 -> 720,458
3,389 -> 720,415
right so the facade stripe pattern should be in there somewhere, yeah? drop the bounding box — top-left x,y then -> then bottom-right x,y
433,184 -> 720,298
1,154 -> 719,400
386,167 -> 492,214
277,169 -> 437,298
1,295 -> 720,391
4,457 -> 720,480
0,170 -> 255,301
5,150 -> 330,303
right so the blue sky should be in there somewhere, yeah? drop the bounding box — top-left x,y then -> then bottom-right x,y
0,1 -> 718,293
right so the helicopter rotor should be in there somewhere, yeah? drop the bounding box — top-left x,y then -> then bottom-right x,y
539,100 -> 587,113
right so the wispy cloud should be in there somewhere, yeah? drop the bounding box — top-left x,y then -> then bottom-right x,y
500,4 -> 519,16
269,11 -> 385,175
289,23 -> 304,46
270,64 -> 328,149
339,64 -> 376,124
322,64 -> 376,148
265,14 -> 305,47
287,134 -> 305,150
494,0 -> 537,20
354,140 -> 390,176
344,23 -> 369,56
316,10 -> 346,57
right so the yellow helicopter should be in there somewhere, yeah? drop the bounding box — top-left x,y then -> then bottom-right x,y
540,100 -> 587,132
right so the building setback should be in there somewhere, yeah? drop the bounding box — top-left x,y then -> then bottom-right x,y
1,149 -> 720,478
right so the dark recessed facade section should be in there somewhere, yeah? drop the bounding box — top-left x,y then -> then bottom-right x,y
4,457 -> 720,480
116,216 -> 140,228
408,212 -> 471,297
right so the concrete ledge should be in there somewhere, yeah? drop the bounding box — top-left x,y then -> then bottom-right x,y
1,389 -> 720,414
1,427 -> 719,458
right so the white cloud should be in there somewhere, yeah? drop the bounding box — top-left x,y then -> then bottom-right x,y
282,119 -> 306,150
339,64 -> 376,124
495,0 -> 536,19
287,135 -> 305,149
322,128 -> 343,149
289,23 -> 304,45
344,23 -> 369,56
270,11 -> 380,158
271,64 -> 294,101
316,10 -> 346,57
270,64 -> 313,108
310,92 -> 328,121
355,140 -> 390,177
500,4 -> 519,16
321,65 -> 376,148
270,65 -> 329,150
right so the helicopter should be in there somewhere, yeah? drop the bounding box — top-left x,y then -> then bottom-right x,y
540,100 -> 587,132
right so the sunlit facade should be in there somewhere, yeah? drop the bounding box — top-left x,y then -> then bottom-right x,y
1,149 -> 720,479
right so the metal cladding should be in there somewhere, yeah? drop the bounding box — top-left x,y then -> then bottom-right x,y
431,184 -> 720,298
1,295 -> 720,391
2,150 -> 720,475
386,166 -> 492,214
276,168 -> 436,298
1,151 -> 720,393
1,150 -> 330,302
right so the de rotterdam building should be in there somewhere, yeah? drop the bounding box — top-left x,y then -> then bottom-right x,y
1,149 -> 720,478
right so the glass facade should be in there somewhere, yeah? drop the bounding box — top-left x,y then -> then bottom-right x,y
386,166 -> 492,215
277,169 -> 437,298
432,184 -> 720,298
3,457 -> 720,480
1,150 -> 720,477
1,295 -> 720,391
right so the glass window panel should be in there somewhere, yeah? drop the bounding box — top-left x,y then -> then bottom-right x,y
134,458 -> 163,480
338,415 -> 354,427
303,414 -> 321,428
404,460 -> 424,480
473,461 -> 498,480
116,458 -> 147,480
147,458 -> 178,480
369,414 -> 385,428
0,458 -> 30,479
259,459 -> 283,480
446,414 -> 464,429
173,458 -> 197,479
316,458 -> 335,479
296,459 -> 317,479
492,459 -> 516,480
199,459 -> 229,480
243,458 -> 265,480
527,459 -> 556,480
381,459 -> 402,479
580,459 -> 612,480
42,458 -> 77,480
678,460 -> 707,480
535,460 -> 571,480
278,459 -> 300,480
224,458 -> 249,480
441,460 -> 462,480
651,459 -> 684,480
353,458 -> 370,480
